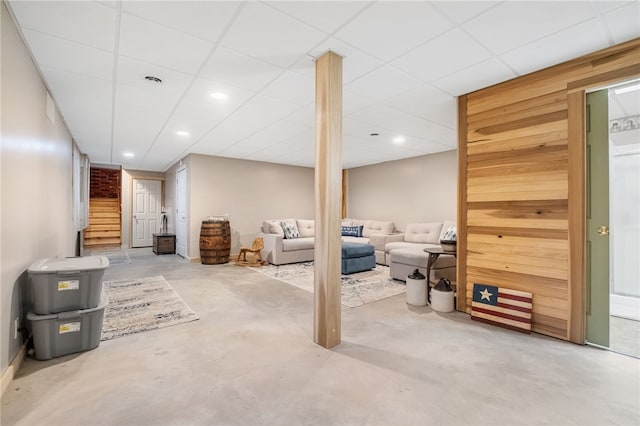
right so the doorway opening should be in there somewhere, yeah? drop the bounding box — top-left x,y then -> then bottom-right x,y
607,79 -> 640,358
586,79 -> 640,358
83,166 -> 122,251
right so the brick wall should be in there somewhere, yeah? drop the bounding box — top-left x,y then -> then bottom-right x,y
90,167 -> 120,198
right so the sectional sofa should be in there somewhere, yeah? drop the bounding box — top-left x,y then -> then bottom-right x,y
260,218 -> 398,265
260,218 -> 457,283
383,221 -> 457,283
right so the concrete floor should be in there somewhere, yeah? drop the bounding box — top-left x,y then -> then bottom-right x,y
2,248 -> 639,426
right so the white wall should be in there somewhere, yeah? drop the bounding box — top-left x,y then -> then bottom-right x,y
178,154 -> 315,259
1,2 -> 75,374
348,150 -> 458,231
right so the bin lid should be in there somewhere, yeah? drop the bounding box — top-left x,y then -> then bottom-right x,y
28,256 -> 109,274
27,290 -> 109,320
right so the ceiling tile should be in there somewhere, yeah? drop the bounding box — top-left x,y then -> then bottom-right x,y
348,104 -> 456,145
384,85 -> 457,129
603,2 -> 640,44
463,2 -> 597,54
191,94 -> 301,156
190,118 -> 261,156
199,46 -> 284,92
22,29 -> 114,81
10,0 -> 639,172
287,104 -> 315,127
334,2 -> 453,61
392,29 -> 492,82
344,90 -> 377,115
591,1 -> 635,14
432,1 -> 500,24
119,13 -> 214,75
219,2 -> 326,68
121,1 -> 241,42
501,19 -> 610,76
345,65 -> 423,100
159,78 -> 256,143
261,71 -> 315,106
289,37 -> 384,84
112,114 -> 164,160
228,94 -> 302,132
343,118 -> 382,139
8,1 -> 116,50
267,1 -> 368,34
247,129 -> 314,162
432,58 -> 517,96
117,56 -> 192,102
220,122 -> 308,157
144,132 -> 194,169
39,66 -> 113,162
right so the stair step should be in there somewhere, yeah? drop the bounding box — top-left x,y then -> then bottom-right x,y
90,212 -> 120,218
85,224 -> 120,232
84,237 -> 121,246
84,230 -> 121,238
89,205 -> 120,213
88,218 -> 121,225
85,197 -> 121,249
85,243 -> 121,251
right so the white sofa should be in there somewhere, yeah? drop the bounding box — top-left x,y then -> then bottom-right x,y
384,221 -> 457,283
260,218 -> 399,265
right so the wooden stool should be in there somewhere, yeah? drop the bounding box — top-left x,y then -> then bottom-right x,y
237,237 -> 264,263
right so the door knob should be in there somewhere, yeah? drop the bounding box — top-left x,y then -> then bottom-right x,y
597,225 -> 609,236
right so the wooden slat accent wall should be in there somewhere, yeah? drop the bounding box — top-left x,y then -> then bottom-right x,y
458,38 -> 640,342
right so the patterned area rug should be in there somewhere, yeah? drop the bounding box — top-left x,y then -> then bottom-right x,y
252,262 -> 406,308
101,276 -> 198,341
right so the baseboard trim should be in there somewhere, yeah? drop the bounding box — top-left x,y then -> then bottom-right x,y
1,344 -> 26,397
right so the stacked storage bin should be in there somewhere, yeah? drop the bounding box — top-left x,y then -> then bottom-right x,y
26,256 -> 109,360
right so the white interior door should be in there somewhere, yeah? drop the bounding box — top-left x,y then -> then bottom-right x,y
132,179 -> 161,247
176,168 -> 187,258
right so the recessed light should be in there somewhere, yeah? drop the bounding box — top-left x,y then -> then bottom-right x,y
176,130 -> 190,136
123,152 -> 135,158
210,92 -> 228,101
392,136 -> 406,144
144,75 -> 162,83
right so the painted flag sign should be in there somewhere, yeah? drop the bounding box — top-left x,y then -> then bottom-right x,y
471,283 -> 532,333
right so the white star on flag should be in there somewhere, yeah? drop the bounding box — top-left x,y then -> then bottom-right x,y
479,288 -> 493,301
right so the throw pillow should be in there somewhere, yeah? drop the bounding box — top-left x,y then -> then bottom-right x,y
441,225 -> 457,241
341,225 -> 362,237
280,221 -> 300,239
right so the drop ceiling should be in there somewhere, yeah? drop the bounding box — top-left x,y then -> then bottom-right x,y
6,1 -> 640,171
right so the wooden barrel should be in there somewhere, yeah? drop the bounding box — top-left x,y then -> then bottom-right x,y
200,220 -> 231,264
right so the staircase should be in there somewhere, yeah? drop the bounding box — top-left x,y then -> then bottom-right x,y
84,197 -> 121,249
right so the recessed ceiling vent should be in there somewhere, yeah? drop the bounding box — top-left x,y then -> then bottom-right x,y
144,75 -> 162,83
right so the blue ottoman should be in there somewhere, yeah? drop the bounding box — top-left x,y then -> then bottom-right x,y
341,242 -> 375,275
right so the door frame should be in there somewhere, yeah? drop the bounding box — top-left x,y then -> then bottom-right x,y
567,71 -> 639,344
175,166 -> 188,258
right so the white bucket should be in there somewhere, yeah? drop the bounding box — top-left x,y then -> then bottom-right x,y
431,288 -> 454,312
406,277 -> 427,306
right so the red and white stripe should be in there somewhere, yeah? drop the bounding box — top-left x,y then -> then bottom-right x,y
471,287 -> 532,332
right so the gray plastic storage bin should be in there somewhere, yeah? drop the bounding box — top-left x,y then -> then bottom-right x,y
27,291 -> 108,360
28,256 -> 109,314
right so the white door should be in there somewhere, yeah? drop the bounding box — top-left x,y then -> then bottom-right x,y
176,168 -> 187,257
132,179 -> 162,247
